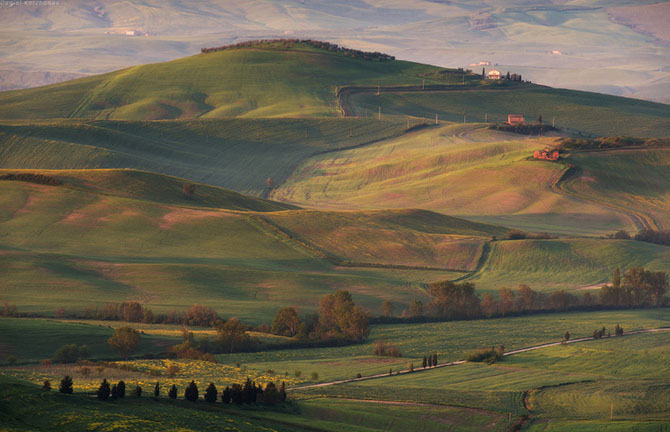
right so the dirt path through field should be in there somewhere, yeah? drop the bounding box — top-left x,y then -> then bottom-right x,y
289,327 -> 669,391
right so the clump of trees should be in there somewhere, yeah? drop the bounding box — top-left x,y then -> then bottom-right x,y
52,302 -> 220,327
600,266 -> 668,307
467,346 -> 505,364
505,230 -> 554,240
0,173 -> 62,186
269,290 -> 369,343
108,327 -> 141,359
558,136 -> 667,151
392,266 -> 667,324
372,340 -> 402,357
608,229 -> 670,246
201,39 -> 395,62
182,183 -> 196,199
53,344 -> 90,363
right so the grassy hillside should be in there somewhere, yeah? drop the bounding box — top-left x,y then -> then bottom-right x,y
558,148 -> 670,230
0,170 -> 482,320
272,124 -> 636,235
0,118 -> 410,194
0,46 -> 440,120
0,318 -> 176,363
0,168 -> 295,212
467,238 -> 670,292
346,85 -> 670,137
263,209 -> 509,270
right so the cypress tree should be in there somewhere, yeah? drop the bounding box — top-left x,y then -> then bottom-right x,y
204,382 -> 218,403
59,375 -> 73,394
110,384 -> 119,400
432,353 -> 438,367
134,385 -> 142,398
117,380 -> 126,398
422,356 -> 427,368
222,386 -> 231,404
279,381 -> 287,402
154,381 -> 160,400
185,380 -> 199,401
42,380 -> 51,391
97,379 -> 111,400
168,384 -> 178,400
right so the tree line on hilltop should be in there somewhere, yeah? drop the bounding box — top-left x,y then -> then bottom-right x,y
200,39 -> 395,61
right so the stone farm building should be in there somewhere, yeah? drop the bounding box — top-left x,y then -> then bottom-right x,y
487,69 -> 501,79
534,148 -> 560,161
507,114 -> 524,125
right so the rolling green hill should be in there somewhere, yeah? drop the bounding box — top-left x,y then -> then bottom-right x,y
0,169 -> 485,320
1,169 -> 669,320
0,118 -> 410,195
272,123 -> 652,235
0,43 -> 667,139
0,45 -> 440,120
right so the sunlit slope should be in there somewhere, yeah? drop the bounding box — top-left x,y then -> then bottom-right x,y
271,124 -> 635,235
558,148 -> 670,230
0,47 -> 440,120
263,209 -> 509,270
0,118 -> 409,194
0,171 -> 482,320
0,168 -> 295,212
466,238 -> 670,292
347,86 -> 670,137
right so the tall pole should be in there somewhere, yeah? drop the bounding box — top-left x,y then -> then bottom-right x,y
464,113 -> 466,123
552,117 -> 555,127
377,85 -> 380,96
485,113 -> 488,122
610,403 -> 613,420
378,106 -> 381,121
435,113 -> 438,125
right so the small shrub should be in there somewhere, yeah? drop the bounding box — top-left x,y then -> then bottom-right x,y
467,348 -> 503,364
310,372 -> 319,381
168,384 -> 178,399
59,376 -> 73,394
184,380 -> 199,402
294,370 -> 301,378
97,379 -> 111,400
42,380 -> 51,391
134,385 -> 142,398
204,382 -> 218,403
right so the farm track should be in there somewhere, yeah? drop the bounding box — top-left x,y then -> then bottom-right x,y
289,327 -> 669,391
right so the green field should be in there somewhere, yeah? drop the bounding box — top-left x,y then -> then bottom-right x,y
0,318 -> 177,364
293,328 -> 670,422
2,310 -> 667,430
467,238 -> 670,292
558,149 -> 670,231
0,118 -> 410,194
347,86 -> 670,137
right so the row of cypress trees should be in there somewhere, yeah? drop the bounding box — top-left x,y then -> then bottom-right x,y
94,378 -> 287,404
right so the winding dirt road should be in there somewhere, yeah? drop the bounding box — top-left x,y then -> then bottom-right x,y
289,327 -> 669,391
